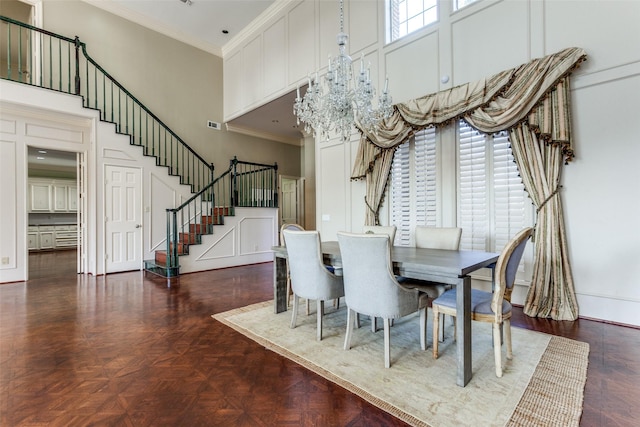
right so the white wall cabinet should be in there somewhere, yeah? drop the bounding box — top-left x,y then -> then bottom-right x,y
30,182 -> 52,212
29,179 -> 77,212
53,184 -> 69,211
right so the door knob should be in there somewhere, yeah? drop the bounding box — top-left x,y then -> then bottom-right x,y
135,224 -> 142,228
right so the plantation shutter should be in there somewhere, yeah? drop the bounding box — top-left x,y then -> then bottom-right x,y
458,121 -> 531,279
415,127 -> 437,229
391,141 -> 411,246
391,127 -> 437,246
492,130 -> 527,252
458,120 -> 487,251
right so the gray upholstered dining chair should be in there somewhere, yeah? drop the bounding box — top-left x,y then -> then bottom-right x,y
362,225 -> 398,331
279,223 -> 305,307
414,226 -> 462,251
431,227 -> 533,377
401,227 -> 463,343
282,229 -> 345,341
337,231 -> 429,368
362,225 -> 397,245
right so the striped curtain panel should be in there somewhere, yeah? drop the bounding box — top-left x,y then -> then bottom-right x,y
351,47 -> 586,320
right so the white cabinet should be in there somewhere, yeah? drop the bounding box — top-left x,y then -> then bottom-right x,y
38,226 -> 55,250
30,182 -> 52,212
68,187 -> 78,211
28,226 -> 39,250
54,225 -> 78,248
28,225 -> 77,250
29,179 -> 77,212
53,184 -> 69,211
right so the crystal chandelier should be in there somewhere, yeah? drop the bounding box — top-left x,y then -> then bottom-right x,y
293,0 -> 393,141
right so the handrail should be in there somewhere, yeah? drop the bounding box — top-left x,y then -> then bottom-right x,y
1,15 -> 214,192
1,16 -> 280,277
164,158 -> 278,273
76,43 -> 211,172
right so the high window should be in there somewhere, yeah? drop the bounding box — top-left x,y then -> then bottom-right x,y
453,0 -> 481,11
387,0 -> 438,43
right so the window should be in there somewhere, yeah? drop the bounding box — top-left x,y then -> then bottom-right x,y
457,120 -> 530,254
387,0 -> 438,43
390,120 -> 533,280
453,0 -> 481,11
391,127 -> 437,246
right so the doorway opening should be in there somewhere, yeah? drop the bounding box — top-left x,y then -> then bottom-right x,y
27,146 -> 83,279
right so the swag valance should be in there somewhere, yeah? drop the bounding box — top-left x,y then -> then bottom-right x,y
351,47 -> 587,320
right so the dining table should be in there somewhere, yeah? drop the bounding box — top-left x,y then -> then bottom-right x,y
272,241 -> 499,387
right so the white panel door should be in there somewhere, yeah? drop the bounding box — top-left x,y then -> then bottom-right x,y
281,177 -> 298,225
105,165 -> 142,273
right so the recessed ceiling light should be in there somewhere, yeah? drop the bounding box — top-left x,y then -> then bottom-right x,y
38,150 -> 47,153
36,156 -> 45,160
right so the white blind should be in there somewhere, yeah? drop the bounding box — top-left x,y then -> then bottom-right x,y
391,140 -> 411,246
458,121 -> 487,251
492,130 -> 526,251
415,127 -> 437,228
458,120 -> 531,276
391,127 -> 437,246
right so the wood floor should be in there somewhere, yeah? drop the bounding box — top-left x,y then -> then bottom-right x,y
1,250 -> 638,426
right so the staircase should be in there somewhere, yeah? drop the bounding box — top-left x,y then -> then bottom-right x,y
1,16 -> 278,279
144,206 -> 233,278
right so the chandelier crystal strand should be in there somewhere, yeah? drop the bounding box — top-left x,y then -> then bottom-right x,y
293,0 -> 392,141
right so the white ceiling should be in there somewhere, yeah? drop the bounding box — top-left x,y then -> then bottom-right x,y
28,146 -> 77,172
88,0 -> 304,144
97,0 -> 277,56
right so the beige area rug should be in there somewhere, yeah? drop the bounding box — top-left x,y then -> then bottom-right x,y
213,301 -> 589,427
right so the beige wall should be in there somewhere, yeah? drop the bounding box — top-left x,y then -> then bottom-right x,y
40,0 -> 301,177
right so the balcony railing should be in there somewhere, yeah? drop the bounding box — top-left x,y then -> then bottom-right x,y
2,16 -> 280,277
1,15 -> 213,192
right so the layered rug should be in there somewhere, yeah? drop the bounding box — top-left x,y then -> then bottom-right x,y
213,301 -> 589,427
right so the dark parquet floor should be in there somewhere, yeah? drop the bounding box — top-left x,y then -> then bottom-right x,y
0,250 -> 638,426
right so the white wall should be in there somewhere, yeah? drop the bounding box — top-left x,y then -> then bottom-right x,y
223,0 -> 640,326
0,80 -> 277,281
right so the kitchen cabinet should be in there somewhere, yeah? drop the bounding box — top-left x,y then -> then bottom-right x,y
29,179 -> 77,212
68,187 -> 78,211
53,185 -> 69,211
28,225 -> 77,250
30,182 -> 52,212
54,225 -> 78,248
38,226 -> 55,250
28,226 -> 39,250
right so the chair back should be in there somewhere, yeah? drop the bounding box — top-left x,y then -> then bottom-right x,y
362,225 -> 397,245
279,223 -> 304,246
414,226 -> 462,250
337,232 -> 419,319
282,230 -> 342,301
492,227 -> 533,318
